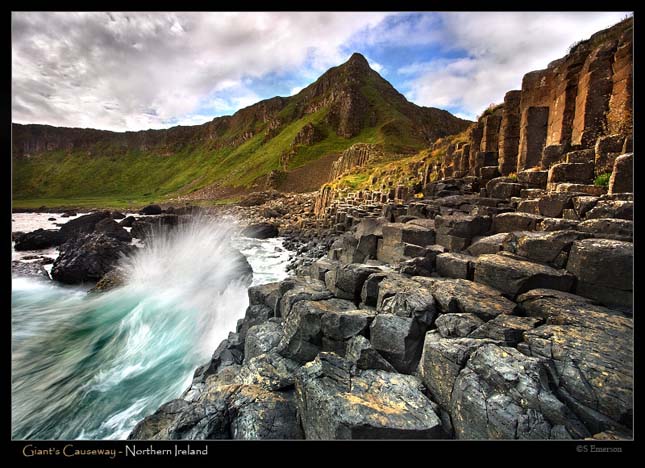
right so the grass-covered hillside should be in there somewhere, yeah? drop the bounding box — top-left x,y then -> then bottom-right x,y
13,53 -> 471,209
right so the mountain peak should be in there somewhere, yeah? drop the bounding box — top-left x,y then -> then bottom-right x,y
345,52 -> 371,69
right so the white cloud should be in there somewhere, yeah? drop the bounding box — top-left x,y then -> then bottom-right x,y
290,86 -> 305,96
402,12 -> 631,116
12,12 -> 390,131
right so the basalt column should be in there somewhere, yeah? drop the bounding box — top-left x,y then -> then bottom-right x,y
468,123 -> 484,176
517,107 -> 549,172
607,27 -> 633,137
571,39 -> 618,148
498,91 -> 521,175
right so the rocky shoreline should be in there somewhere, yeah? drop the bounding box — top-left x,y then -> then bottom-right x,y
126,174 -> 633,440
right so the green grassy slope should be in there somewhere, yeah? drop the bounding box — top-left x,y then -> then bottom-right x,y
13,54 -> 471,208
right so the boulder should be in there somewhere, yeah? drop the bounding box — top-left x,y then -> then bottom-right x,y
331,264 -> 383,303
294,353 -> 445,439
59,211 -> 111,239
468,314 -> 542,345
321,309 -> 375,342
418,333 -> 500,408
241,222 -> 279,239
434,313 -> 484,338
537,193 -> 574,218
277,277 -> 333,318
584,200 -> 633,220
111,211 -> 126,219
95,218 -> 132,242
13,229 -> 65,251
517,289 -> 633,433
608,153 -> 633,194
577,218 -> 633,241
466,233 -> 509,256
369,314 -> 425,373
450,344 -> 589,439
236,352 -> 300,391
139,204 -> 163,215
130,214 -> 179,239
566,239 -> 633,307
244,320 -> 284,362
119,216 -> 136,228
504,230 -> 590,266
11,260 -> 49,279
278,298 -> 355,363
474,254 -> 575,298
547,162 -> 594,188
50,233 -> 133,284
491,212 -> 542,233
345,335 -> 397,372
436,252 -> 475,279
430,278 -> 516,320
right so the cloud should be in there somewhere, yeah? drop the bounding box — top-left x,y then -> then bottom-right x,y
397,12 -> 631,117
11,12 -> 389,131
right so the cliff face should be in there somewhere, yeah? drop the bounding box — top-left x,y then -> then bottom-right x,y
437,17 -> 633,182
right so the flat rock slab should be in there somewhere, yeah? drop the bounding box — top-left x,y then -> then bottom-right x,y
430,278 -> 517,320
295,353 -> 445,439
517,289 -> 633,433
474,254 -> 575,298
492,212 -> 543,233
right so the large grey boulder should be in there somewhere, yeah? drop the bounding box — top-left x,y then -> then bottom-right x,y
244,319 -> 284,362
474,254 -> 575,298
450,344 -> 589,439
566,238 -> 633,308
369,314 -> 426,373
435,313 -> 485,338
418,333 -> 500,408
517,289 -> 633,433
294,353 -> 445,439
278,298 -> 355,363
430,278 -> 516,320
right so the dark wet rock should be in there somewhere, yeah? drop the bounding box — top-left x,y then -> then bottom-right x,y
59,211 -> 111,239
450,344 -> 589,439
89,268 -> 126,293
236,352 -> 300,391
430,278 -> 516,320
199,333 -> 245,378
566,238 -> 632,307
577,218 -> 633,241
360,272 -> 388,306
128,399 -> 190,440
236,305 -> 273,341
435,313 -> 484,338
466,233 -> 509,256
294,353 -> 445,439
517,289 -> 633,433
378,285 -> 437,327
247,281 -> 282,311
278,298 -> 355,363
584,200 -> 633,221
244,319 -> 284,362
491,212 -> 542,233
321,309 -> 375,342
503,230 -> 590,267
369,314 -> 426,373
241,222 -> 279,239
330,263 -> 383,303
50,233 -> 133,284
345,335 -> 397,372
309,257 -> 338,281
11,260 -> 49,278
139,204 -> 162,215
468,314 -> 542,345
399,256 -> 434,276
130,214 -> 179,239
14,229 -> 65,251
111,211 -> 125,219
277,277 -> 333,318
95,217 -> 132,242
61,210 -> 77,218
418,333 -> 501,409
474,254 -> 575,298
436,252 -> 475,279
119,216 -> 136,228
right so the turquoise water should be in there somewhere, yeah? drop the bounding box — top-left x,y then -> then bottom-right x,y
11,217 -> 291,439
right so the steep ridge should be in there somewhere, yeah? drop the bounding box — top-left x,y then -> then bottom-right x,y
12,53 -> 471,206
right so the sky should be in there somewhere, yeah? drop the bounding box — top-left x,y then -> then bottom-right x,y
12,11 -> 632,132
